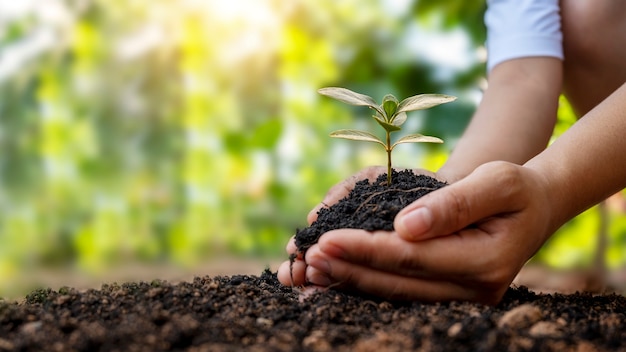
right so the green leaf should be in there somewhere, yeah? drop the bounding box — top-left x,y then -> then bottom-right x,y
382,94 -> 399,121
391,133 -> 443,150
374,116 -> 402,132
318,87 -> 386,117
318,87 -> 377,107
391,112 -> 407,127
397,94 -> 457,113
330,129 -> 386,147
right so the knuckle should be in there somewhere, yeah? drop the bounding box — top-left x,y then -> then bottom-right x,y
495,164 -> 523,195
479,161 -> 526,200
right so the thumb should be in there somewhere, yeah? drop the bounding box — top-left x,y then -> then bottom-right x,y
394,162 -> 524,241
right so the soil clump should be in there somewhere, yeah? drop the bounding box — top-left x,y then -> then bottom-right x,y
294,169 -> 447,254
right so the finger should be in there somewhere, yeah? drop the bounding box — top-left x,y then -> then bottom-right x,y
311,228 -> 503,279
277,259 -> 307,286
395,162 -> 526,241
307,166 -> 386,224
305,255 -> 502,304
307,204 -> 326,225
285,236 -> 298,255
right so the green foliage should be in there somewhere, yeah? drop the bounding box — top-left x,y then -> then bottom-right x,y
0,0 -> 623,298
319,87 -> 455,185
413,0 -> 487,46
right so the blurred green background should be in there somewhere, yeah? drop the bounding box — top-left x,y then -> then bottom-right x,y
1,0 -> 625,298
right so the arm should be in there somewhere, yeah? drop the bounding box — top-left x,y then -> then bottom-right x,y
284,85 -> 626,303
304,57 -> 563,220
292,83 -> 626,304
438,0 -> 564,181
526,82 -> 626,230
438,57 -> 562,182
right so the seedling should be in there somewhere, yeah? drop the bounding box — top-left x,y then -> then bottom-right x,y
318,87 -> 456,185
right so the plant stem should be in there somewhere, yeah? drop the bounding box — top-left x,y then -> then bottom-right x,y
386,131 -> 392,186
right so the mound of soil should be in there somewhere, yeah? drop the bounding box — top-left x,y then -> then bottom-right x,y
294,169 -> 447,255
1,271 -> 625,351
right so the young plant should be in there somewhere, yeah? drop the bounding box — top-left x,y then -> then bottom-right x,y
318,87 -> 456,185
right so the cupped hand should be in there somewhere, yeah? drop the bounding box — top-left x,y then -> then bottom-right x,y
277,161 -> 557,305
278,165 -> 441,290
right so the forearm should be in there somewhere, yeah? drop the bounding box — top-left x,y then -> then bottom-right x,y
525,82 -> 626,232
439,58 -> 562,182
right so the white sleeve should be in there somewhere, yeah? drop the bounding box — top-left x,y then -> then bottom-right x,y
485,0 -> 563,72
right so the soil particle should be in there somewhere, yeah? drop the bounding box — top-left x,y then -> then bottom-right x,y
529,321 -> 564,338
497,304 -> 543,329
1,271 -> 625,351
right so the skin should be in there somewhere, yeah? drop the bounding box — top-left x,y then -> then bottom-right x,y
277,0 -> 626,304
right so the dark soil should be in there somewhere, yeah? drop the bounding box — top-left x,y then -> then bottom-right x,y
294,169 -> 447,255
2,169 -> 625,351
1,271 -> 625,351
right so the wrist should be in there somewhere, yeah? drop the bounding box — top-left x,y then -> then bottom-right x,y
522,159 -> 575,235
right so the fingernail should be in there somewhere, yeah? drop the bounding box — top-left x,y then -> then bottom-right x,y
306,267 -> 332,286
398,207 -> 432,238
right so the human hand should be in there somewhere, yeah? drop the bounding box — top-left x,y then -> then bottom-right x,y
278,166 -> 440,292
277,161 -> 557,305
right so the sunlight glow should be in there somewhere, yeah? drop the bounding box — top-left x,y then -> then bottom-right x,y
403,20 -> 478,80
382,0 -> 414,17
196,0 -> 282,64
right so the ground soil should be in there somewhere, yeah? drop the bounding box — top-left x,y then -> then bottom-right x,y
1,271 -> 625,351
1,170 -> 625,351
